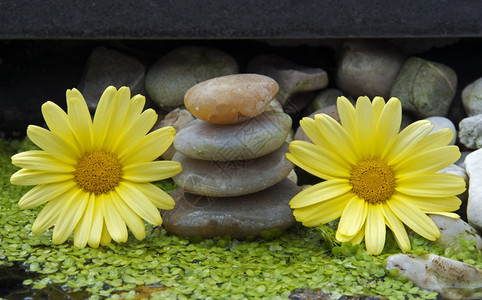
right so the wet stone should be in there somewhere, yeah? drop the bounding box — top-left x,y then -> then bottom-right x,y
145,46 -> 238,109
162,178 -> 301,239
184,73 -> 279,124
173,111 -> 292,161
390,57 -> 457,118
172,143 -> 294,197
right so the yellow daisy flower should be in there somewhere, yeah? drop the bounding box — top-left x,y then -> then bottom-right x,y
286,96 -> 466,255
10,86 -> 182,248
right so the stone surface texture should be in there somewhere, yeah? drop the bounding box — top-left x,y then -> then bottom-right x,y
390,57 -> 457,118
184,73 -> 279,124
385,254 -> 482,299
77,47 -> 146,111
247,54 -> 328,106
172,143 -> 293,197
464,148 -> 482,232
145,46 -> 238,109
462,77 -> 482,117
430,215 -> 482,251
174,111 -> 292,161
458,114 -> 482,149
336,39 -> 405,99
162,179 -> 301,239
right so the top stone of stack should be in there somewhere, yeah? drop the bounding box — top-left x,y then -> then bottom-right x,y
184,74 -> 279,124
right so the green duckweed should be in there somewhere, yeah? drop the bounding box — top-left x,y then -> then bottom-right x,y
1,138 -> 481,299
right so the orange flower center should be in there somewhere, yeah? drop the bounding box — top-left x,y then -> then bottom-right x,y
74,150 -> 123,195
349,159 -> 396,204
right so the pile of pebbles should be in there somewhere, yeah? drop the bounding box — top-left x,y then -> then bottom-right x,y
161,74 -> 301,238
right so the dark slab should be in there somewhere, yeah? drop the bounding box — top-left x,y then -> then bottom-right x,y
1,0 -> 481,39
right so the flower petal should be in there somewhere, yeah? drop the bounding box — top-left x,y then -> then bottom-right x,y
123,160 -> 182,182
41,101 -> 78,147
289,179 -> 352,208
73,193 -> 96,248
337,96 -> 357,137
92,86 -> 117,150
100,222 -> 112,246
119,126 -> 175,165
388,195 -> 440,240
376,98 -> 401,156
116,182 -> 163,225
11,169 -> 73,186
12,150 -> 75,172
395,173 -> 466,197
134,183 -> 175,210
67,89 -> 93,152
380,204 -> 411,252
286,141 -> 351,179
32,191 -> 71,234
355,96 -> 377,157
88,196 -> 104,248
338,196 -> 367,237
293,193 -> 351,226
393,146 -> 461,176
402,195 -> 461,213
111,191 -> 146,240
52,189 -> 89,244
18,181 -> 76,209
113,109 -> 158,157
26,125 -> 80,164
102,192 -> 128,243
365,204 -> 386,255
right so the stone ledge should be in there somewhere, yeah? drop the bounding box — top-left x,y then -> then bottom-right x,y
1,0 -> 482,39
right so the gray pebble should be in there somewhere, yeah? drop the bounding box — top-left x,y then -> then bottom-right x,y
462,77 -> 482,117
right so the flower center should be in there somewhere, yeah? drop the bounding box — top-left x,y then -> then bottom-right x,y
74,150 -> 123,195
349,159 -> 396,204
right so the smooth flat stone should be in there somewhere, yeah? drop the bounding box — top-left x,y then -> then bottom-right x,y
184,73 -> 279,124
174,111 -> 292,161
162,178 -> 301,239
172,143 -> 293,197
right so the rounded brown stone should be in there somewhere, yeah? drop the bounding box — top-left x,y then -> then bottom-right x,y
184,74 -> 279,124
162,178 -> 301,239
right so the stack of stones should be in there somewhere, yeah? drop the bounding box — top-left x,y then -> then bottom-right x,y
162,74 -> 302,239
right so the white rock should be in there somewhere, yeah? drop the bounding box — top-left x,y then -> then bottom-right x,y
386,254 -> 482,299
458,114 -> 482,149
430,215 -> 482,251
424,116 -> 457,145
464,149 -> 482,232
462,77 -> 482,116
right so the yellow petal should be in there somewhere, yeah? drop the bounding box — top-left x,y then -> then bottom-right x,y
52,189 -> 89,244
119,126 -> 175,165
27,125 -> 80,164
100,222 -> 112,246
41,101 -> 78,147
122,160 -> 182,182
286,141 -> 351,179
299,116 -> 325,146
111,191 -> 146,240
32,191 -> 70,234
18,181 -> 76,209
337,96 -> 357,137
293,192 -> 351,226
384,120 -> 433,164
103,88 -> 132,151
88,196 -> 104,248
365,204 -> 386,255
427,212 -> 460,219
355,96 -> 376,157
338,196 -> 367,237
395,173 -> 466,197
116,182 -> 163,225
113,109 -> 158,157
11,169 -> 73,186
387,195 -> 440,240
102,193 -> 128,243
371,97 -> 386,119
12,150 -> 75,172
400,195 -> 461,213
380,204 -> 411,252
73,193 -> 96,248
289,179 -> 352,208
134,183 -> 175,210
376,98 -> 401,156
67,89 -> 93,152
393,146 -> 461,176
92,86 -> 117,150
